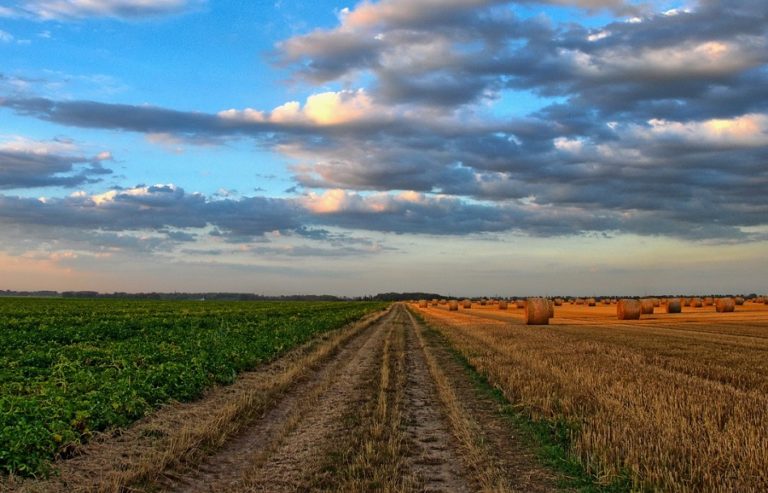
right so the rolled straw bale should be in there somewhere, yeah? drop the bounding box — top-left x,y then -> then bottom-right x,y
704,297 -> 714,306
516,299 -> 526,309
548,299 -> 555,318
480,300 -> 487,306
715,298 -> 735,313
652,298 -> 660,307
587,298 -> 596,306
617,299 -> 642,320
449,300 -> 459,311
418,300 -> 428,308
691,298 -> 703,308
554,298 -> 563,306
602,298 -> 611,305
525,298 -> 550,325
666,299 -> 682,314
735,297 -> 745,306
575,298 -> 585,305
640,299 -> 655,314
498,301 -> 508,310
462,300 -> 472,309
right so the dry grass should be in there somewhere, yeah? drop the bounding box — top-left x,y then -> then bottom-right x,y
414,302 -> 768,492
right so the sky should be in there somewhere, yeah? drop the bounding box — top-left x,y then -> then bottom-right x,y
0,0 -> 766,296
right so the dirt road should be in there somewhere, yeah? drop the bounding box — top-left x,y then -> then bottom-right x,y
11,304 -> 556,492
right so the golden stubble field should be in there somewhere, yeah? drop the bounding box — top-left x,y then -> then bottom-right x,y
413,300 -> 768,492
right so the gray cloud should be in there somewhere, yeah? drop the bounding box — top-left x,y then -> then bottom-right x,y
0,147 -> 111,190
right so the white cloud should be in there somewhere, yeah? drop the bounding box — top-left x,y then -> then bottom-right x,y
644,114 -> 768,147
9,0 -> 203,20
568,38 -> 767,80
0,135 -> 78,155
0,29 -> 14,43
219,89 -> 385,126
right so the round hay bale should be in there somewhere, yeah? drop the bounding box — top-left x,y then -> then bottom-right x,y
525,298 -> 550,325
462,300 -> 472,309
448,300 -> 459,311
734,297 -> 745,306
418,300 -> 428,308
703,297 -> 714,306
479,300 -> 487,306
575,298 -> 585,305
602,298 -> 611,305
498,301 -> 508,310
691,298 -> 703,308
652,298 -> 660,307
640,299 -> 655,314
586,298 -> 596,307
515,299 -> 526,309
617,299 -> 642,320
547,299 -> 555,318
553,298 -> 563,306
666,299 -> 682,314
715,298 -> 735,313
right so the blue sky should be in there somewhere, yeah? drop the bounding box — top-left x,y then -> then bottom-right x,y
0,0 -> 766,296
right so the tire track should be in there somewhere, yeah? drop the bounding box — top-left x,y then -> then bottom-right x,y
168,308 -> 398,492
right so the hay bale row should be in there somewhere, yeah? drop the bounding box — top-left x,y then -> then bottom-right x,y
666,299 -> 682,314
715,298 -> 735,313
640,299 -> 655,315
617,299 -> 642,320
526,298 -> 550,325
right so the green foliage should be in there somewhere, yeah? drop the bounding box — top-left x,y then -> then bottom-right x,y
0,298 -> 386,476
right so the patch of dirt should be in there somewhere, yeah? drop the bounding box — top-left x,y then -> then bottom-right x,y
402,317 -> 472,492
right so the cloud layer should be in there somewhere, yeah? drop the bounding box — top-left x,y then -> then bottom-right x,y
1,0 -> 767,263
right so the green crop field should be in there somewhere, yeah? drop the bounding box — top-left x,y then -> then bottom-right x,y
0,298 -> 387,476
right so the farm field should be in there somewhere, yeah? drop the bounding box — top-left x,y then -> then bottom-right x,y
415,300 -> 768,492
0,298 -> 386,477
3,298 -> 768,492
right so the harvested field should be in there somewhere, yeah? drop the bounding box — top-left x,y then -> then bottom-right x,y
414,301 -> 768,492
